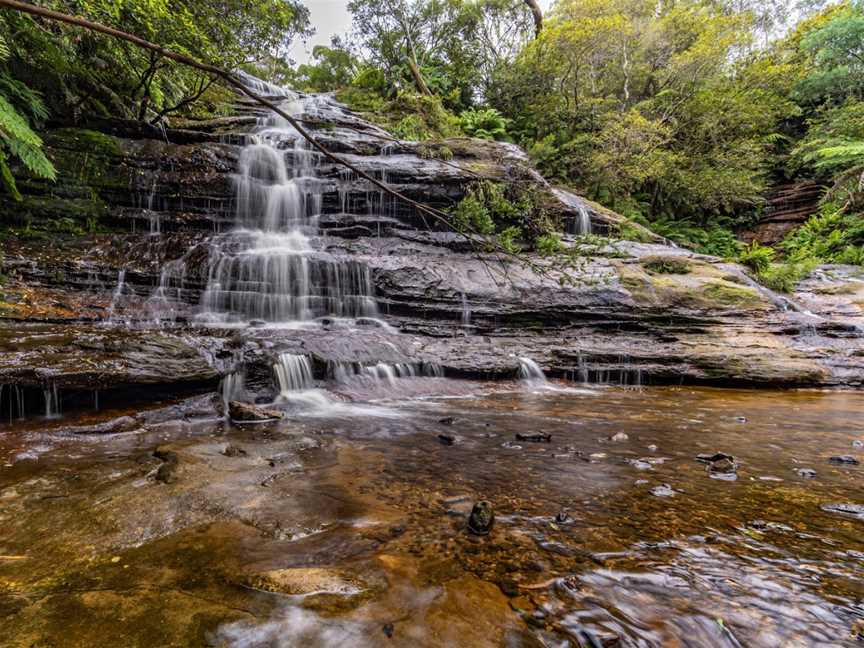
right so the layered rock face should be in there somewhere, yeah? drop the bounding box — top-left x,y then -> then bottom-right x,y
2,86 -> 864,419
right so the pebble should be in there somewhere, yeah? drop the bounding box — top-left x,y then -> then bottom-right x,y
797,468 -> 817,479
438,417 -> 455,426
820,502 -> 864,520
736,416 -> 747,423
437,434 -> 455,446
647,444 -> 658,452
852,439 -> 863,448
467,501 -> 495,535
609,432 -> 629,442
382,623 -> 394,638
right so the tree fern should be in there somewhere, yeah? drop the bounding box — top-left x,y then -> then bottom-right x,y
815,141 -> 864,173
0,93 -> 56,198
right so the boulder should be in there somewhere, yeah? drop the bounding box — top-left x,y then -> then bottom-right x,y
228,401 -> 283,423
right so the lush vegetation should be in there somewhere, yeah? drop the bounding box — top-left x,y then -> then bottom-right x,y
3,0 -> 864,291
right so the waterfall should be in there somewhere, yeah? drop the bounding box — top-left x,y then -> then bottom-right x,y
329,361 -> 442,385
107,270 -> 126,322
518,357 -> 547,384
220,371 -> 246,412
43,383 -> 61,419
194,103 -> 379,325
273,354 -> 314,394
461,292 -> 472,327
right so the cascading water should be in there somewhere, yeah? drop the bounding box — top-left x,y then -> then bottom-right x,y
196,105 -> 378,326
273,353 -> 314,394
518,357 -> 547,385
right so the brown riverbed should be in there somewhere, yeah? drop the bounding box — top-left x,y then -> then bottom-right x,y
0,382 -> 862,647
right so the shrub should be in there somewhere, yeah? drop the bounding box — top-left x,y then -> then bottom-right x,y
458,108 -> 509,141
536,233 -> 563,256
737,241 -> 775,274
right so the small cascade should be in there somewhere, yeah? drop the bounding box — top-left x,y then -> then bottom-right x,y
43,383 -> 61,419
461,292 -> 472,327
220,370 -> 247,412
273,353 -> 314,394
518,357 -> 547,385
107,270 -> 127,322
329,361 -> 441,386
552,188 -> 593,236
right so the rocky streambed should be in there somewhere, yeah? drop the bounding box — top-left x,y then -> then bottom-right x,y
0,383 -> 862,646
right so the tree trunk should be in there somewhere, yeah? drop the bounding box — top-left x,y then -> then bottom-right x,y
524,0 -> 543,38
407,58 -> 432,96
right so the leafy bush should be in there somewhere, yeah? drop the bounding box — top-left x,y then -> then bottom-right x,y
757,261 -> 817,293
536,233 -> 563,256
645,216 -> 743,258
459,108 -> 508,141
738,241 -> 775,274
781,208 -> 864,265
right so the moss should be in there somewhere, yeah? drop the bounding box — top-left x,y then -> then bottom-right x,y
46,128 -> 124,158
643,256 -> 691,274
701,282 -> 764,307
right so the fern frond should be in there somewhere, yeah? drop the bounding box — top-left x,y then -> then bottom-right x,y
0,148 -> 22,201
0,94 -> 56,180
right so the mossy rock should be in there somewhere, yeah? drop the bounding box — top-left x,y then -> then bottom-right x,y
643,256 -> 692,275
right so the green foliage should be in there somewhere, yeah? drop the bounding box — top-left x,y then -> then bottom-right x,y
535,233 -> 563,256
450,180 -> 551,249
757,260 -> 818,293
458,108 -> 508,141
738,241 -> 776,274
641,216 -> 743,258
781,208 -> 864,264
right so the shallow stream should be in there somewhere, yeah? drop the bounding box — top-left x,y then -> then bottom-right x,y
0,382 -> 861,646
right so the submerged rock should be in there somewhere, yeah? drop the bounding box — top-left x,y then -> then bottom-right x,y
609,432 -> 629,442
467,501 -> 495,535
438,416 -> 455,426
828,455 -> 860,465
64,415 -> 139,435
650,484 -> 676,498
228,401 -> 283,423
516,433 -> 552,443
222,444 -> 247,457
437,433 -> 455,446
820,502 -> 864,520
153,445 -> 179,484
696,452 -> 734,464
797,468 -> 817,479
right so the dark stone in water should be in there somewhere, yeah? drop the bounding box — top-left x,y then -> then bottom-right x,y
222,444 -> 247,457
437,433 -> 455,446
696,452 -> 734,464
438,416 -> 455,426
828,455 -> 860,465
153,445 -> 179,484
820,502 -> 864,520
467,501 -> 494,535
797,468 -> 817,479
65,415 -> 139,435
708,457 -> 737,474
228,401 -> 283,423
555,509 -> 572,524
382,623 -> 394,639
516,433 -> 551,443
736,416 -> 748,423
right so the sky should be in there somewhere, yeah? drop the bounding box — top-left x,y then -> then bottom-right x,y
291,0 -> 555,64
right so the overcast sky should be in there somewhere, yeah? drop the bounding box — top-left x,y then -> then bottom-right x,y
291,0 -> 555,64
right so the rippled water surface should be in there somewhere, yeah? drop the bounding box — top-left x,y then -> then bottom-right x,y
0,383 -> 862,647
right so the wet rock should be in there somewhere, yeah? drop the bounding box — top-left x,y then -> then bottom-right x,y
707,457 -> 738,475
696,452 -> 734,464
63,415 -> 140,435
222,444 -> 247,457
736,416 -> 748,423
647,444 -> 658,452
852,439 -> 864,448
382,623 -> 394,639
516,433 -> 551,443
828,455 -> 860,465
609,432 -> 629,442
438,416 -> 455,426
497,577 -> 521,597
797,468 -> 817,479
501,442 -> 522,450
437,433 -> 455,446
650,484 -> 675,498
228,401 -> 283,423
820,502 -> 864,520
554,509 -> 572,524
626,459 -> 653,470
153,446 -> 179,484
467,501 -> 495,535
